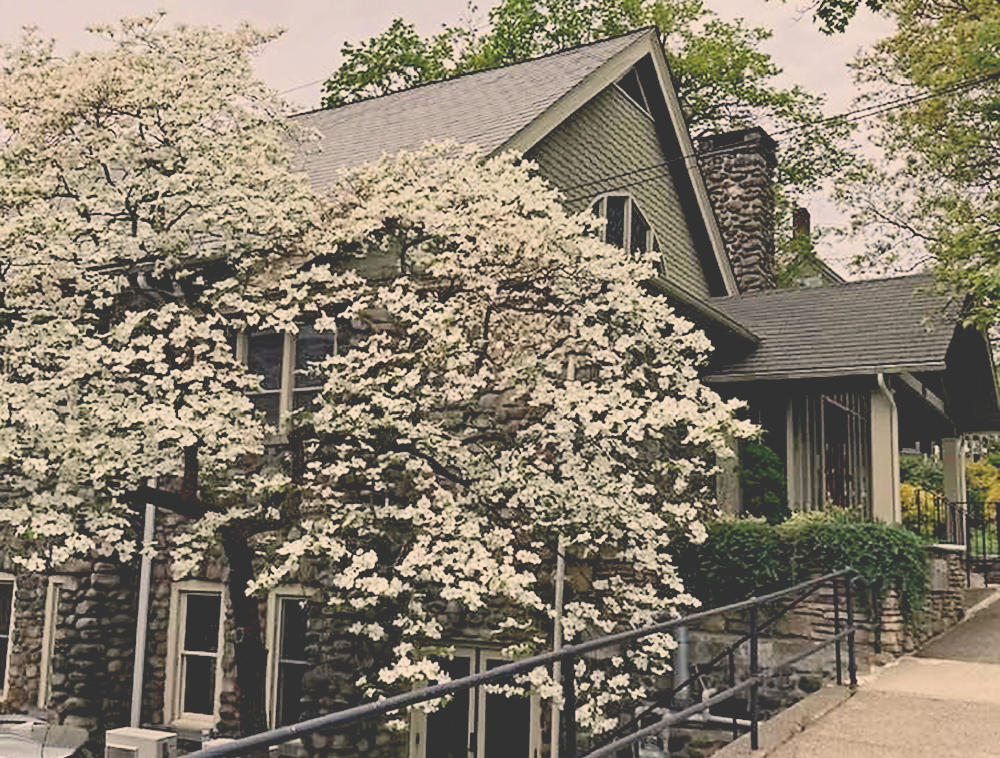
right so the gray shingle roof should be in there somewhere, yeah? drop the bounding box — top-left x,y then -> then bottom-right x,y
705,274 -> 964,382
290,29 -> 650,190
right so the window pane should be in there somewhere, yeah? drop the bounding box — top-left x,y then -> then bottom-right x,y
295,326 -> 337,388
276,661 -> 309,727
246,333 -> 284,390
426,656 -> 472,758
605,196 -> 626,249
0,583 -> 13,635
484,659 -> 530,758
280,598 -> 309,661
630,202 -> 650,256
0,638 -> 7,685
292,390 -> 320,412
252,393 -> 280,427
183,655 -> 216,715
184,594 -> 220,653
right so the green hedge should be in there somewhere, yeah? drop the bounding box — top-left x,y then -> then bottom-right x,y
674,510 -> 930,626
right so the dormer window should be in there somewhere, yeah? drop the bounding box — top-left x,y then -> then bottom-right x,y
591,195 -> 660,258
616,68 -> 651,116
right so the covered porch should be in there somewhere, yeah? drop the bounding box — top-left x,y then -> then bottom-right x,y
703,274 -> 1000,523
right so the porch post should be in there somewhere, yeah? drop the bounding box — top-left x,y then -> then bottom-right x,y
870,386 -> 901,523
716,436 -> 742,514
942,436 -> 967,505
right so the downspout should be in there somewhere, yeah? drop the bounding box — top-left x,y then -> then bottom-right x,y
877,374 -> 900,521
551,355 -> 575,758
550,534 -> 566,758
130,500 -> 156,727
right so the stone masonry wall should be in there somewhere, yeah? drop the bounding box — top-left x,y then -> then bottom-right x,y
694,128 -> 777,294
687,544 -> 970,714
6,573 -> 48,712
47,561 -> 138,746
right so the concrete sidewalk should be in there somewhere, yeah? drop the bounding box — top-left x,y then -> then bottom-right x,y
733,591 -> 1000,757
768,659 -> 1000,757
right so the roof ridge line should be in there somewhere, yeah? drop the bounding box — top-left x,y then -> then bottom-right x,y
289,26 -> 656,120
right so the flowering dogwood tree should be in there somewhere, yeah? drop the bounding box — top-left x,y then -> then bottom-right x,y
0,15 -> 753,745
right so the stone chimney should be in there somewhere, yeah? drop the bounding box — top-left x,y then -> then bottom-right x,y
694,128 -> 777,294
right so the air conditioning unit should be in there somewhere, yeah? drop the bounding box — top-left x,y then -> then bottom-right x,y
105,727 -> 177,758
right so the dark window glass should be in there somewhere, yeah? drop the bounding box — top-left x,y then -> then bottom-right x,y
184,594 -> 220,653
426,656 -> 472,758
295,326 -> 337,388
605,196 -> 626,249
618,68 -> 649,112
183,655 -> 216,715
246,333 -> 284,390
630,203 -> 650,256
483,659 -> 530,758
0,583 -> 12,634
252,394 -> 280,427
276,661 -> 308,727
279,599 -> 309,660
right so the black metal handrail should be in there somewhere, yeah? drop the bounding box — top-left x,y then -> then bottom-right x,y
185,568 -> 862,758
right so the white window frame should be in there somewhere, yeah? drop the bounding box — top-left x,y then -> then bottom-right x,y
38,575 -> 71,709
409,645 -> 541,758
237,326 -> 339,433
0,573 -> 15,701
264,586 -> 315,730
164,580 -> 227,727
591,194 -> 659,257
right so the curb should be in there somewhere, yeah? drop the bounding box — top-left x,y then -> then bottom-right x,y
709,685 -> 855,758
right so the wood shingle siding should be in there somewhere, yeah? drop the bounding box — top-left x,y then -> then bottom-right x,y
527,86 -> 711,299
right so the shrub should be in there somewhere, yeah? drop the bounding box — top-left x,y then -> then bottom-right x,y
675,509 -> 929,627
739,442 -> 790,525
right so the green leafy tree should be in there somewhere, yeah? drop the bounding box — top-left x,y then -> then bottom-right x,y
322,0 -> 856,284
838,0 -> 1000,327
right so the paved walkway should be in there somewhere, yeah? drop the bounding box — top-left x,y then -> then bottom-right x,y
767,592 -> 1000,758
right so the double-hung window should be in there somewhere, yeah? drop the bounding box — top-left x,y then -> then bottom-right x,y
591,195 -> 660,259
409,646 -> 540,758
265,588 -> 312,729
166,582 -> 226,723
239,326 -> 339,429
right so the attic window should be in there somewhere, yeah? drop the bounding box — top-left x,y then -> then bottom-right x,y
616,68 -> 650,115
591,195 -> 660,258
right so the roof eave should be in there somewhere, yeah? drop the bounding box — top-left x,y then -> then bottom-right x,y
647,276 -> 759,346
495,29 -> 739,297
704,361 -> 950,384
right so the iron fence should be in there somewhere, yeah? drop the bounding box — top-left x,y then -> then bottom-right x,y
185,568 -> 865,758
902,493 -> 1000,586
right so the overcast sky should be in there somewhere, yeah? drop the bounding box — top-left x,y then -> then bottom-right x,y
1,0 -> 895,270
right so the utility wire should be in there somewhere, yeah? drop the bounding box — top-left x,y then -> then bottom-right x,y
558,68 -> 1000,204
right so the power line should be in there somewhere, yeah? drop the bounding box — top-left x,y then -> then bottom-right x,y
558,68 -> 1000,204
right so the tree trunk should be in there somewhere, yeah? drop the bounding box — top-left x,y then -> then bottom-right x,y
220,525 -> 269,752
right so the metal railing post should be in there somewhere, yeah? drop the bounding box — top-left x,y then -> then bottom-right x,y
563,653 -> 577,758
872,577 -> 882,656
729,651 -> 738,741
833,577 -> 842,686
967,505 -> 973,588
846,574 -> 857,687
749,603 -> 759,751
